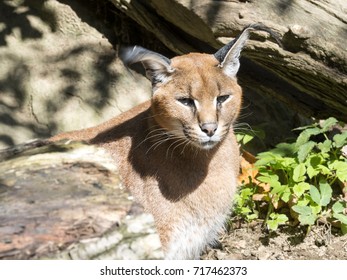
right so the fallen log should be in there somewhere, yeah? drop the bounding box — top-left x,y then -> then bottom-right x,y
0,140 -> 163,259
110,0 -> 347,121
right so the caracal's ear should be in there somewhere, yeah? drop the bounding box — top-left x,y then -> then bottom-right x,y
214,23 -> 281,78
121,46 -> 174,86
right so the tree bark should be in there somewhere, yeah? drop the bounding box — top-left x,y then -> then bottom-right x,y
110,0 -> 347,121
0,140 -> 163,259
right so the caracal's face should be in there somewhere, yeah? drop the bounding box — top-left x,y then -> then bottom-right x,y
151,53 -> 242,150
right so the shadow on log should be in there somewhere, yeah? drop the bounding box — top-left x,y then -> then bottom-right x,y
0,140 -> 163,259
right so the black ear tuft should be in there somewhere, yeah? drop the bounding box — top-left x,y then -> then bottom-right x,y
120,46 -> 174,86
214,23 -> 282,77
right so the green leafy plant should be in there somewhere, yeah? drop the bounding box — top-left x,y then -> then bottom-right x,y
233,179 -> 259,222
235,127 -> 265,148
266,213 -> 289,231
236,131 -> 255,146
234,117 -> 347,234
332,201 -> 347,234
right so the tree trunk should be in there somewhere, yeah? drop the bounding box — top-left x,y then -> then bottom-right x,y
110,0 -> 347,121
0,140 -> 163,259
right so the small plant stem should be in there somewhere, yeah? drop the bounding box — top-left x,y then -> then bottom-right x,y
329,176 -> 338,186
264,201 -> 274,227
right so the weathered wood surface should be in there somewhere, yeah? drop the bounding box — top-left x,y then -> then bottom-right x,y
0,140 -> 163,259
110,0 -> 347,121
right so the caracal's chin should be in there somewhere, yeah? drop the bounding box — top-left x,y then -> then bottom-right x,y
189,135 -> 222,150
198,140 -> 219,150
170,129 -> 222,150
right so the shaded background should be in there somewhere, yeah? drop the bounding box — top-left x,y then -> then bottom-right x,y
1,0 -> 346,152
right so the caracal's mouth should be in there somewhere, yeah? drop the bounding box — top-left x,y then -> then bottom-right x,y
189,135 -> 221,150
199,140 -> 219,150
180,126 -> 222,150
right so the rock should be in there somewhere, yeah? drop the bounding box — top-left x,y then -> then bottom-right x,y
257,246 -> 272,260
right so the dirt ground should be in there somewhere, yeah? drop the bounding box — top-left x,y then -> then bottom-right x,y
202,220 -> 347,260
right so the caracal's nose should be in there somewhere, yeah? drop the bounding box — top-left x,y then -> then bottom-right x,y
200,122 -> 218,137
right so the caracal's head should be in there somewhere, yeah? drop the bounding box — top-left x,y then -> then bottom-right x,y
147,53 -> 242,150
122,24 -> 280,150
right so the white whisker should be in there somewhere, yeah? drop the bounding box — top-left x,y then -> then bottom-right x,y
145,131 -> 183,154
146,137 -> 170,154
166,138 -> 186,159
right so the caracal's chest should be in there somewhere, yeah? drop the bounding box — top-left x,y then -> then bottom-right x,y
111,133 -> 238,259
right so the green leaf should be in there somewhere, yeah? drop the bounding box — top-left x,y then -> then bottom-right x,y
297,195 -> 311,206
293,163 -> 306,182
319,181 -> 332,207
292,205 -> 312,216
267,213 -> 288,230
246,213 -> 259,221
329,161 -> 347,182
293,123 -> 317,131
236,134 -> 244,143
321,117 -> 338,132
240,188 -> 253,197
307,165 -> 319,179
342,224 -> 347,235
240,207 -> 252,214
298,213 -> 316,225
280,157 -> 296,168
317,164 -> 332,175
292,205 -> 317,225
295,127 -> 321,147
297,141 -> 316,162
267,220 -> 279,231
257,174 -> 279,184
309,155 -> 322,167
311,205 -> 322,216
293,182 -> 310,198
317,139 -> 332,153
332,201 -> 345,213
271,142 -> 297,157
243,134 -> 254,145
309,182 -> 332,207
333,131 -> 347,148
333,213 -> 347,225
237,132 -> 255,145
281,188 -> 291,203
271,183 -> 286,194
309,185 -> 321,205
257,173 -> 285,193
255,154 -> 276,167
274,213 -> 289,224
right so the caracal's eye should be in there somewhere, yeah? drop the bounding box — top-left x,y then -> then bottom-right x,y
177,97 -> 195,107
217,95 -> 230,105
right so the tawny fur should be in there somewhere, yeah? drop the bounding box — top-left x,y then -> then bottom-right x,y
50,51 -> 243,259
